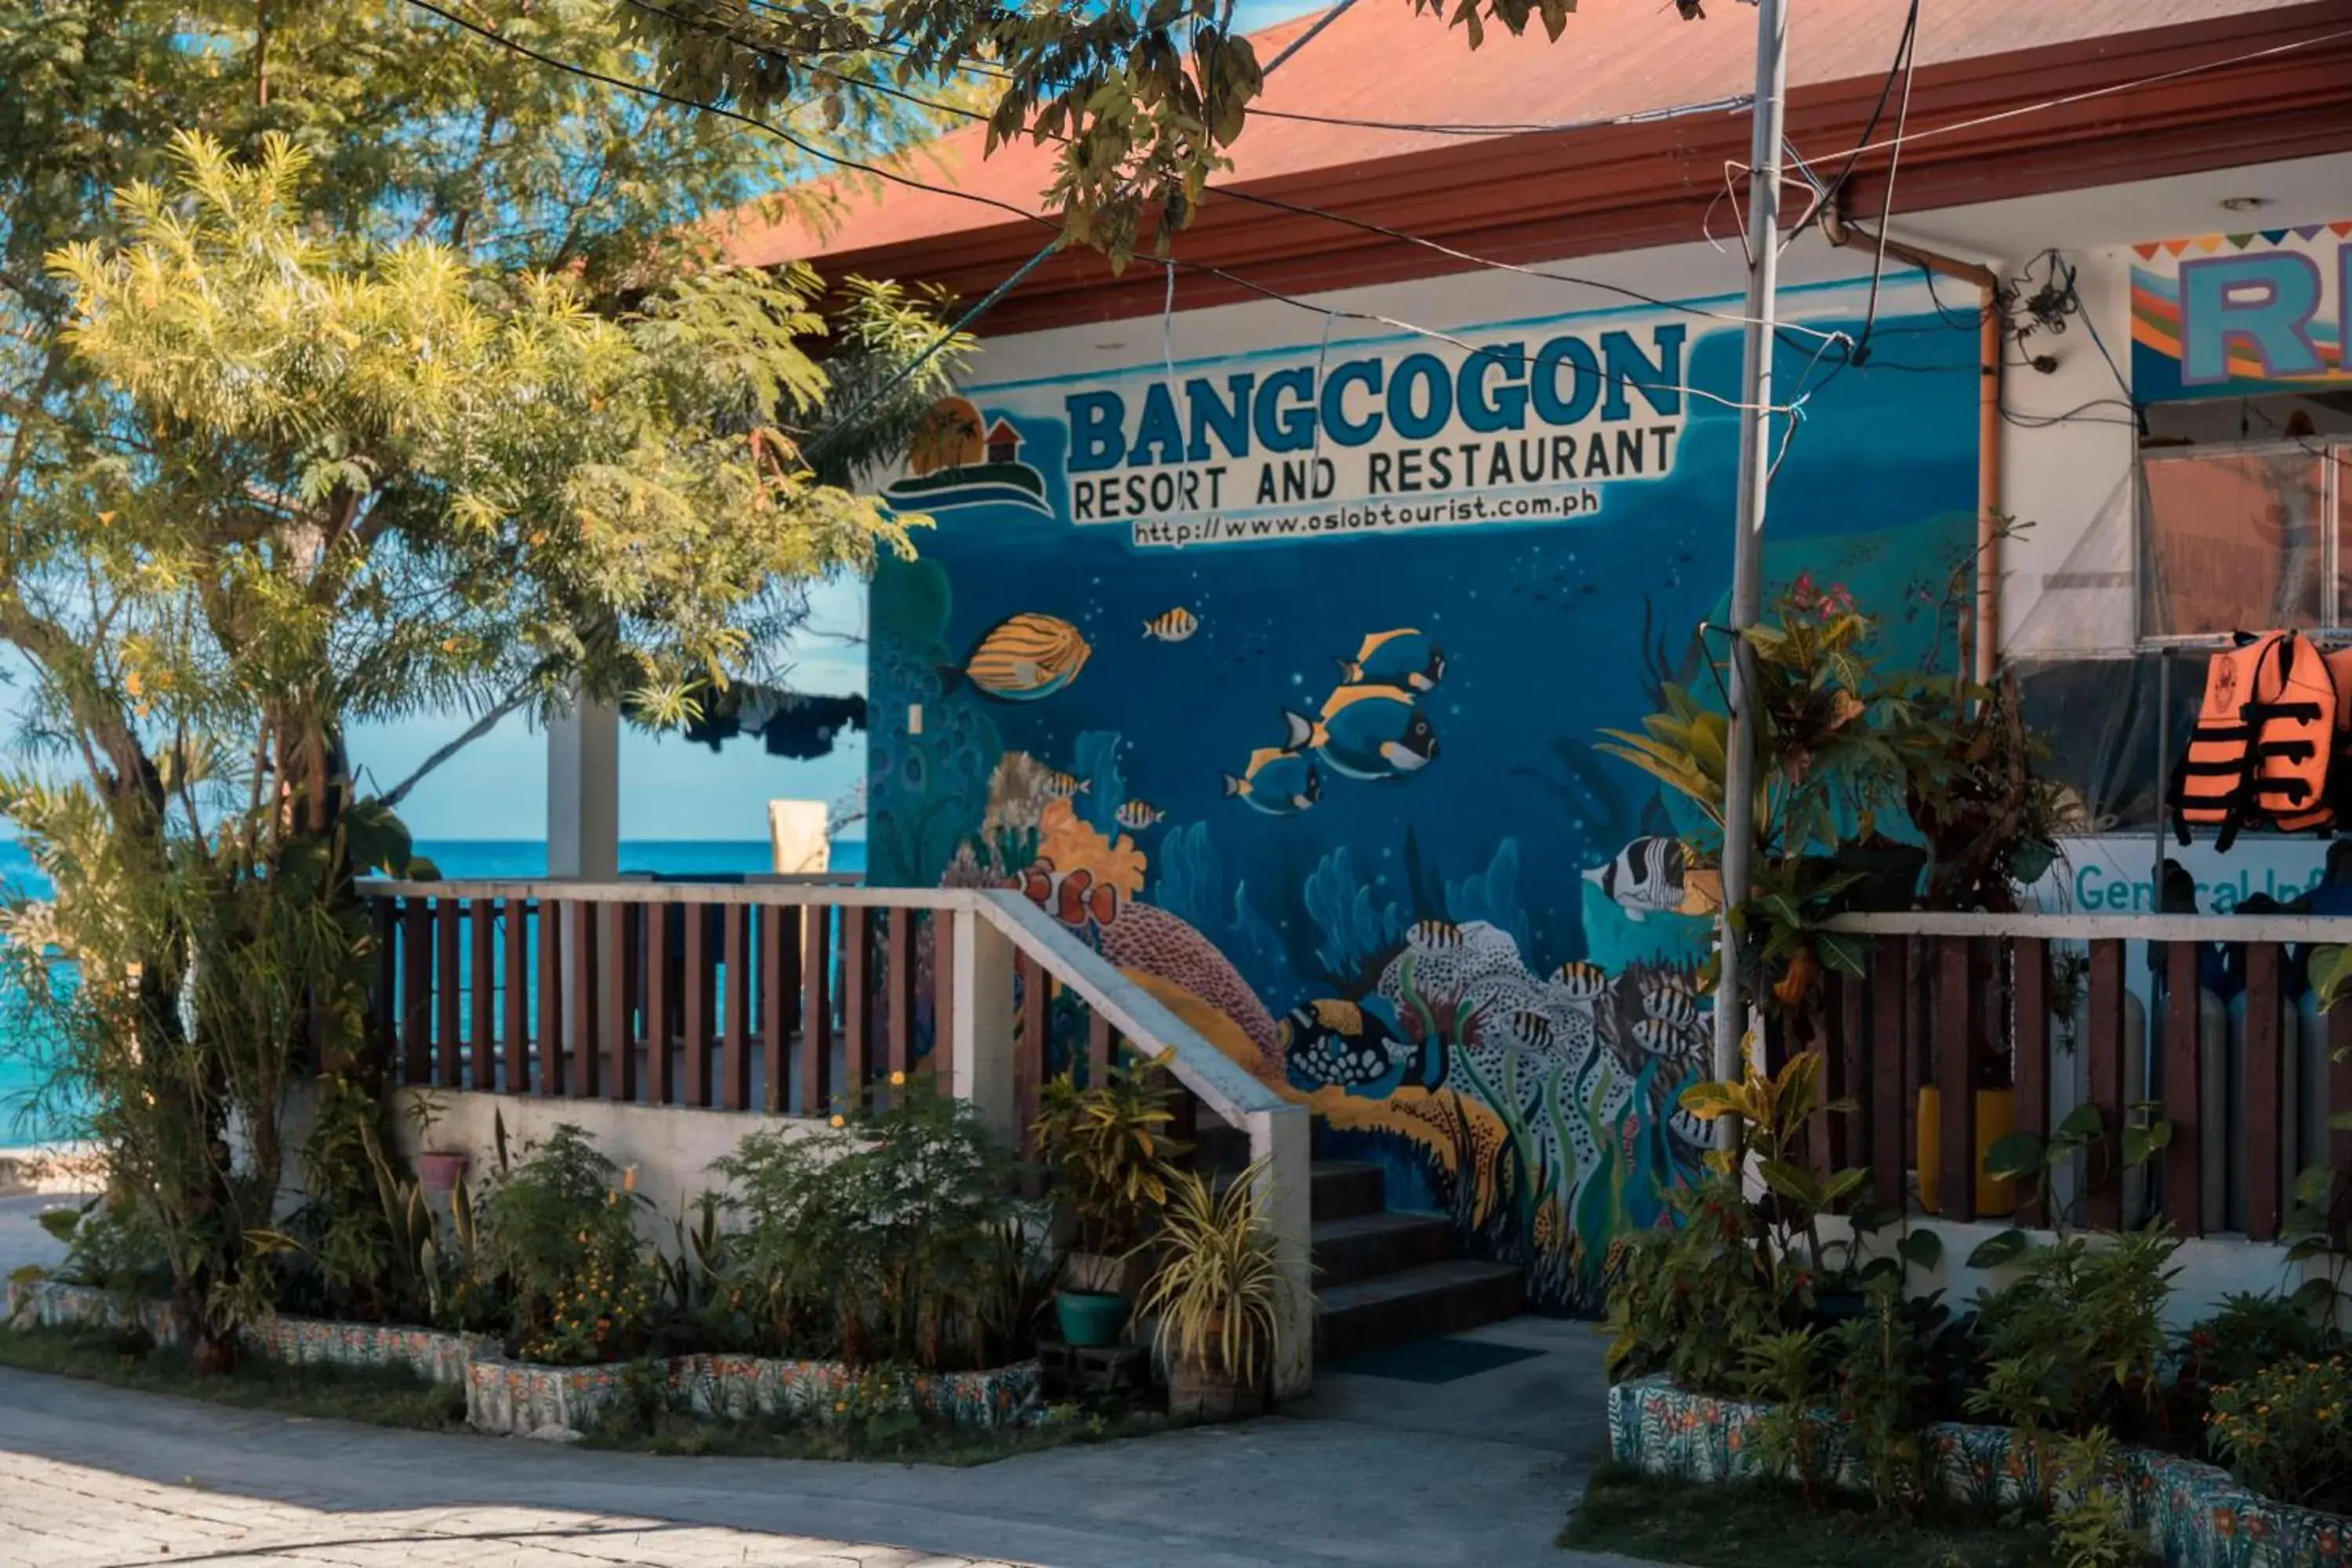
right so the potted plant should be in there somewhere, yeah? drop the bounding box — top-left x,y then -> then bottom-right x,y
1029,1050 -> 1189,1348
1138,1158 -> 1303,1421
405,1092 -> 470,1193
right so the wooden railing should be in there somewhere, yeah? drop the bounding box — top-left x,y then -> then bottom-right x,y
354,878 -> 1311,1392
1817,911 -> 2352,1241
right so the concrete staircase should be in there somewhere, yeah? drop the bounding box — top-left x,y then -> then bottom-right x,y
1310,1160 -> 1523,1361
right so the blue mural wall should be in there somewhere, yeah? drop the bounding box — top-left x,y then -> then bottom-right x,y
866,278 -> 1976,1312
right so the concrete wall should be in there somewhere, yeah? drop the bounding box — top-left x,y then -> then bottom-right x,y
278,1082 -> 827,1232
1823,1213 -> 2322,1330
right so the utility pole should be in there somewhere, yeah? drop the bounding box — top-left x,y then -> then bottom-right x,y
1710,0 -> 1790,1122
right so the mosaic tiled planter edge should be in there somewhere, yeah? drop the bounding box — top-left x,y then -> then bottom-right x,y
1608,1376 -> 2352,1568
6,1279 -> 1040,1438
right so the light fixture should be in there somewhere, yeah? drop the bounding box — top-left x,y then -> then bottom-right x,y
2220,196 -> 2268,212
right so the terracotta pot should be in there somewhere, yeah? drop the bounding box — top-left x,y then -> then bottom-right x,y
416,1149 -> 470,1193
1167,1356 -> 1267,1423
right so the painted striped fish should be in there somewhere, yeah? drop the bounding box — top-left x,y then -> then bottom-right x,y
939,612 -> 1092,702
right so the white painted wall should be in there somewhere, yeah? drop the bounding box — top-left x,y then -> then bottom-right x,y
1821,1213 -> 2328,1329
278,1081 -> 828,1236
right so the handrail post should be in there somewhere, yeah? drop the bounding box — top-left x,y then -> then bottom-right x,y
1245,1102 -> 1315,1400
949,905 -> 1018,1147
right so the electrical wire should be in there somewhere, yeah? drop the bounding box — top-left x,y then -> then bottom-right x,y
1835,24 -> 2352,168
405,0 -> 2352,437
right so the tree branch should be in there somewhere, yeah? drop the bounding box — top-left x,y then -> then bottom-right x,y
377,684 -> 534,809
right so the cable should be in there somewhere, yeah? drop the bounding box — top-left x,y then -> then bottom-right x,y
619,0 -> 1846,353
1836,25 -> 2352,167
1853,8 -> 1917,364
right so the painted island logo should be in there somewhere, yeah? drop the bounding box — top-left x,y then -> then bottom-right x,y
884,396 -> 1053,515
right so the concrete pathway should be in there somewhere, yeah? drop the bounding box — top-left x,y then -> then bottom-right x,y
2,1199 -> 1635,1566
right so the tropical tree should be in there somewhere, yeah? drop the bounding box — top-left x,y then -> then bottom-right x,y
0,1 -> 974,1361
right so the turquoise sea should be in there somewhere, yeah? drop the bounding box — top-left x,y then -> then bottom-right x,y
0,837 -> 866,1148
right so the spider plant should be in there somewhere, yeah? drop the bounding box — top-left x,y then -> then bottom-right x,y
1137,1158 -> 1305,1413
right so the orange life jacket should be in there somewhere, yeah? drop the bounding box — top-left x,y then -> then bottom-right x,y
2170,630 -> 2339,851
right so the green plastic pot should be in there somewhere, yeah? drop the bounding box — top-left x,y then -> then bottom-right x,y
1054,1290 -> 1129,1348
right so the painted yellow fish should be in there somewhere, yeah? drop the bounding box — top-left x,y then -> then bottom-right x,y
1041,769 -> 1090,800
1115,800 -> 1166,829
939,612 -> 1091,702
1142,607 -> 1199,642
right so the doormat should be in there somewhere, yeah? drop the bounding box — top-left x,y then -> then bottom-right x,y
1330,1336 -> 1544,1385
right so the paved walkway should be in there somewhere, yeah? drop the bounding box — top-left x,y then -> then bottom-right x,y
3,1200 -> 1633,1566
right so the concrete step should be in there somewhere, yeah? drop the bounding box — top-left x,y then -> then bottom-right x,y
1309,1160 -> 1386,1222
1312,1210 -> 1454,1288
1314,1258 -> 1525,1362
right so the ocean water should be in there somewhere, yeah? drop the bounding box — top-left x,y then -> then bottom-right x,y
0,837 -> 867,1148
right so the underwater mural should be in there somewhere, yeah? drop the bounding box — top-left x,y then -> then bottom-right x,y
866,278 -> 1977,1312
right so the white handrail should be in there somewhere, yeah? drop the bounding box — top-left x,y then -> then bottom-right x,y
1828,910 -> 2352,942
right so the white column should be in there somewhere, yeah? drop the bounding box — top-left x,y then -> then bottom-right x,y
546,695 -> 619,880
1247,1104 -> 1316,1401
949,908 -> 1017,1146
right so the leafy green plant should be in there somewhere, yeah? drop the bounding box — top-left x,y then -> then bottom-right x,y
1834,1273 -> 1933,1513
2208,1355 -> 2352,1512
1135,1158 -> 1303,1397
1979,1102 -> 2169,1247
1679,1051 -> 1865,1294
1740,1327 -> 1832,1503
1029,1048 -> 1189,1266
1603,1174 -> 1788,1396
714,1080 -> 1027,1371
473,1124 -> 654,1365
2045,1428 -> 2151,1568
1965,1229 -> 2180,1502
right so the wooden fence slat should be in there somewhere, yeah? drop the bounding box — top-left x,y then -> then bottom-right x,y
760,906 -> 800,1114
683,902 -> 712,1109
929,910 -> 953,1080
1868,938 -> 1908,1212
604,903 -> 634,1104
2012,939 -> 2050,1229
2085,938 -> 2126,1229
469,900 -> 496,1091
368,897 -> 397,1077
2162,942 -> 2203,1236
841,907 -> 870,1101
646,906 -> 673,1107
401,899 -> 434,1087
569,902 -> 599,1099
1088,1010 -> 1115,1088
801,906 -> 833,1116
1934,937 -> 1978,1224
503,899 -> 529,1094
886,908 -> 914,1084
722,905 -> 750,1112
535,901 -> 563,1097
435,898 -> 463,1089
2245,942 -> 2283,1243
1831,967 -> 1866,1180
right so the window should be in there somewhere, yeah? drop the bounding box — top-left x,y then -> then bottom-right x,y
2138,444 -> 2336,639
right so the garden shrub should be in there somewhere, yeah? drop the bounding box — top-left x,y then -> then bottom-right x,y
474,1124 -> 657,1365
1604,1173 -> 1800,1396
2208,1356 -> 2352,1513
713,1081 -> 1045,1372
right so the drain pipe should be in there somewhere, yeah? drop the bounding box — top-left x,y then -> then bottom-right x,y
1821,209 -> 2005,684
